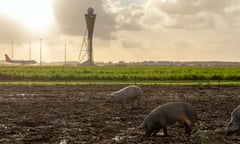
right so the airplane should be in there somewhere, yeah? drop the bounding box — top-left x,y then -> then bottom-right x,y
5,54 -> 37,65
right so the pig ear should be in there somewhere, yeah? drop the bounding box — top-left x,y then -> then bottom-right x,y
110,95 -> 114,100
106,96 -> 111,100
106,95 -> 113,101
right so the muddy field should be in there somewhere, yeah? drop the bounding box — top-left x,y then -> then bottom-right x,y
0,85 -> 240,143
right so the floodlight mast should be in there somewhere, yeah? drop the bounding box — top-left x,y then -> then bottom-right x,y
11,41 -> 14,59
40,39 -> 42,66
29,42 -> 31,61
64,39 -> 67,65
81,7 -> 96,66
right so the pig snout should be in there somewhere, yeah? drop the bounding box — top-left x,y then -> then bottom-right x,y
226,122 -> 239,136
106,95 -> 114,103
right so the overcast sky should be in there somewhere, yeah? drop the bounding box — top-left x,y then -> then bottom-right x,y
0,0 -> 240,62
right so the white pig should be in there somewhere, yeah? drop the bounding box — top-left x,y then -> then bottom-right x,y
227,105 -> 240,136
106,85 -> 143,109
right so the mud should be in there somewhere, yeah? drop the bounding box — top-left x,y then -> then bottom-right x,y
0,85 -> 239,143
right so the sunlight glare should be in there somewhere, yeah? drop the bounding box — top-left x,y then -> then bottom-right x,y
0,0 -> 54,32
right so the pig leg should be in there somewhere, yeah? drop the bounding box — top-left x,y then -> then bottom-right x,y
152,127 -> 161,136
184,122 -> 192,136
132,99 -> 135,109
152,130 -> 160,136
137,97 -> 141,109
146,125 -> 155,137
226,131 -> 235,136
151,123 -> 162,136
121,100 -> 126,109
163,126 -> 169,136
146,129 -> 153,137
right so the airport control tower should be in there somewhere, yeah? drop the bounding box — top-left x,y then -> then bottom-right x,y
80,7 -> 96,66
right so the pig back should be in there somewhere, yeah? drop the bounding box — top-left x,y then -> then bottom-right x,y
111,85 -> 142,101
153,102 -> 196,124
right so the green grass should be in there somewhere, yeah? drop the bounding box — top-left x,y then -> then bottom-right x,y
0,80 -> 240,85
1,65 -> 240,85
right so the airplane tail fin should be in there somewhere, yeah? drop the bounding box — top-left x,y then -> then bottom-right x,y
5,54 -> 11,62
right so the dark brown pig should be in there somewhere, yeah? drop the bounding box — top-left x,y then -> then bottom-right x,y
227,105 -> 240,136
139,102 -> 197,137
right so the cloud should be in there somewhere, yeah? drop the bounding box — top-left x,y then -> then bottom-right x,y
0,0 -> 147,42
157,0 -> 236,15
152,0 -> 240,30
53,0 -> 150,41
162,12 -> 216,29
172,40 -> 194,49
53,0 -> 117,40
0,15 -> 59,44
121,40 -> 144,49
1,0 -> 240,62
0,16 -> 31,43
115,4 -> 145,31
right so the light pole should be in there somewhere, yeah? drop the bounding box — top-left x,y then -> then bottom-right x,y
64,39 -> 67,65
11,41 -> 14,59
29,42 -> 31,61
40,39 -> 42,65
